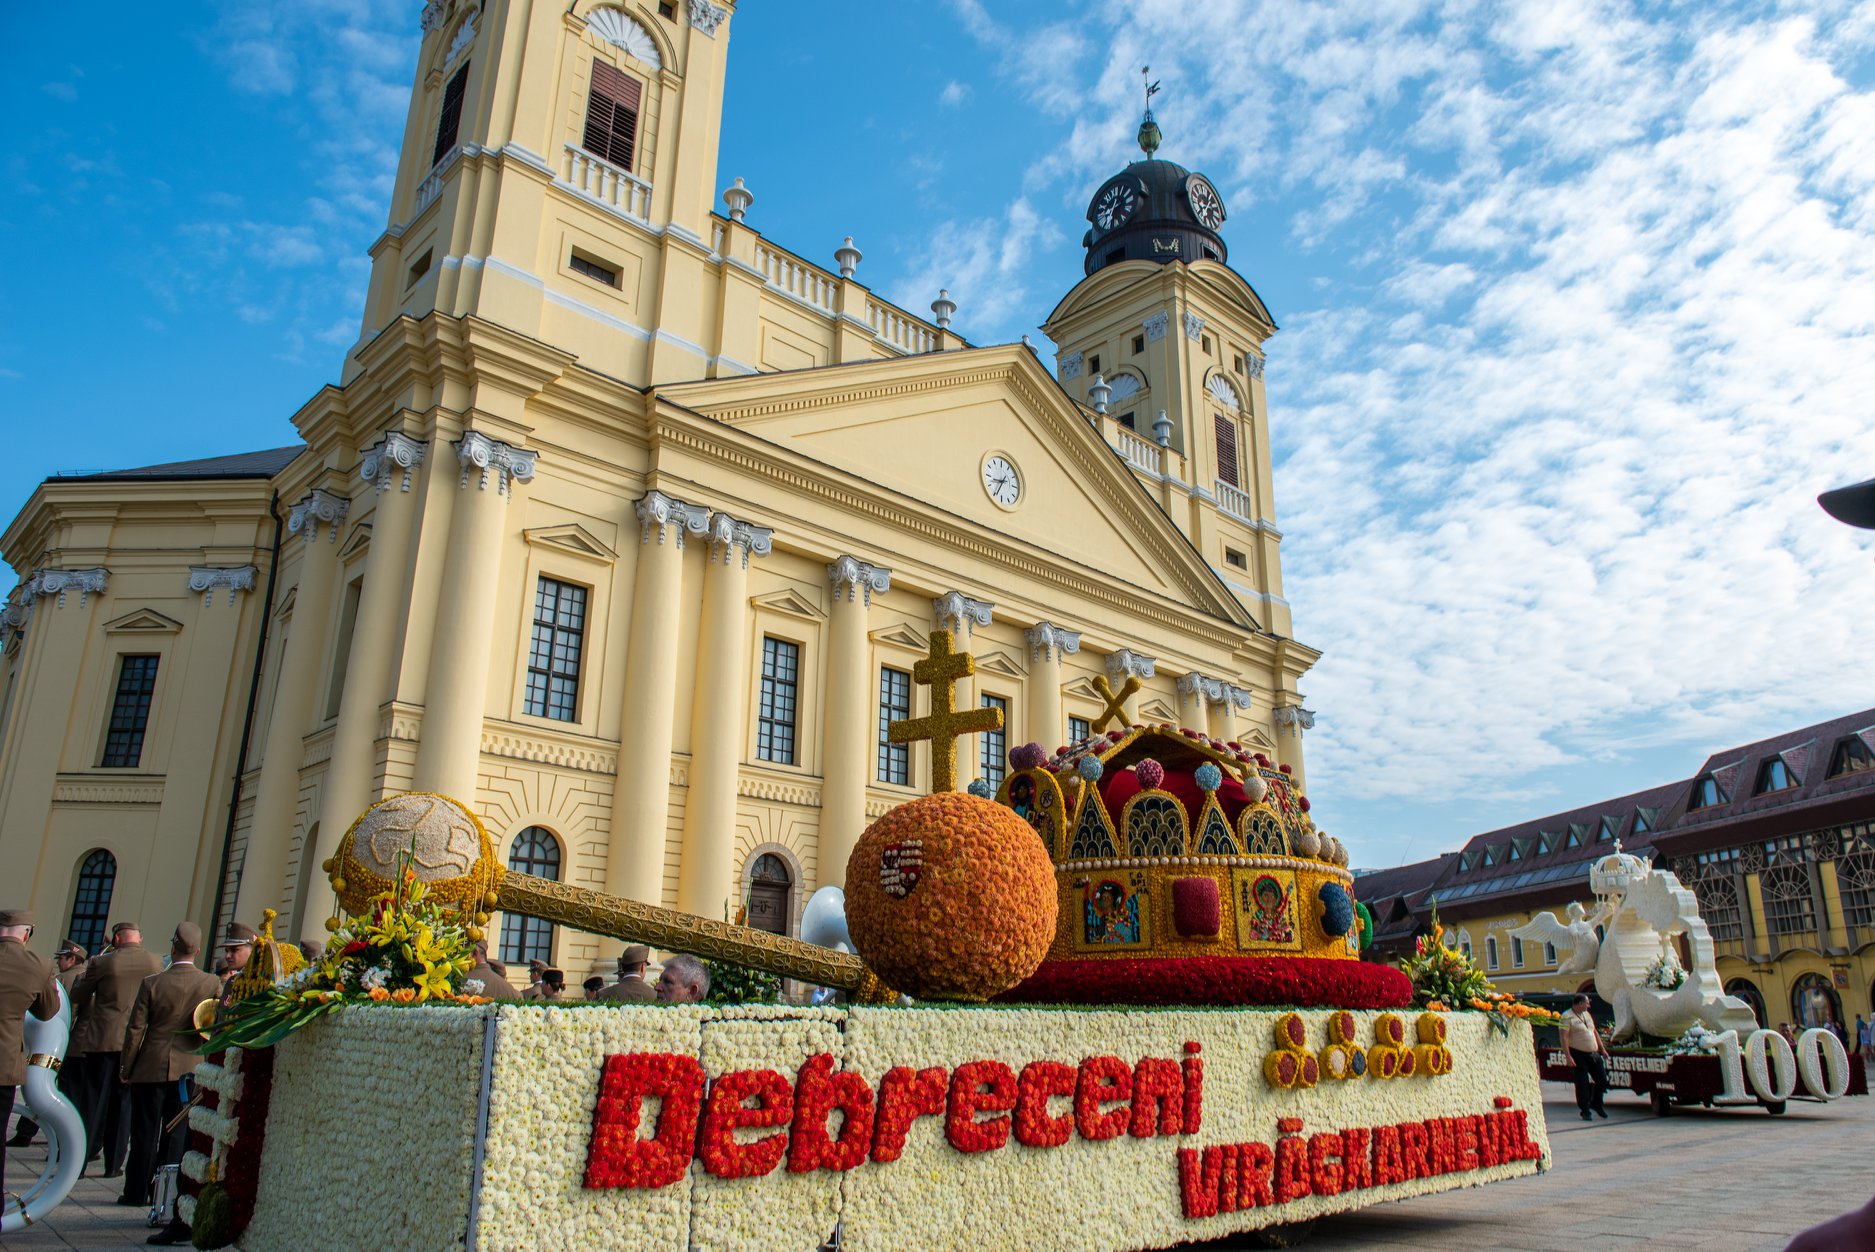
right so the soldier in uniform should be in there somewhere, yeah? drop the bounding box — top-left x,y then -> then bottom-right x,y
118,922 -> 222,1207
218,921 -> 258,997
593,945 -> 657,1003
69,920 -> 162,1177
465,941 -> 520,999
7,939 -> 85,1148
0,908 -> 60,1184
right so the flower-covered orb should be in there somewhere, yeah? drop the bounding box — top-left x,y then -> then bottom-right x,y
1193,762 -> 1223,793
328,792 -> 500,935
1134,759 -> 1166,790
845,792 -> 1057,1001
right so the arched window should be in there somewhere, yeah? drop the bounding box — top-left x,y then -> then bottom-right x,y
1485,935 -> 1498,970
68,849 -> 116,958
1791,972 -> 1842,1031
500,827 -> 561,966
1456,928 -> 1472,960
746,853 -> 793,936
1725,977 -> 1766,1027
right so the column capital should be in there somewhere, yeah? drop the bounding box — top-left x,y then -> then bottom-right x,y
1273,705 -> 1316,734
361,433 -> 428,493
288,489 -> 350,544
828,556 -> 891,605
1104,648 -> 1155,682
705,511 -> 773,568
188,565 -> 258,607
933,591 -> 993,637
25,567 -> 108,609
455,431 -> 537,495
1025,622 -> 1081,663
635,490 -> 712,547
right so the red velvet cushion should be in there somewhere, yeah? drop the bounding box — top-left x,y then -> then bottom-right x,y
1171,876 -> 1221,937
1098,766 -> 1253,828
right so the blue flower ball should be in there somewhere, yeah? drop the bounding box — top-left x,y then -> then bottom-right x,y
967,778 -> 994,798
1194,762 -> 1223,792
1077,755 -> 1105,782
1318,881 -> 1355,936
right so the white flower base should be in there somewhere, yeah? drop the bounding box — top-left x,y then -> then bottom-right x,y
235,1004 -> 1549,1251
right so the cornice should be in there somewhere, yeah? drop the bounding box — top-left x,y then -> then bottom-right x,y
52,774 -> 166,806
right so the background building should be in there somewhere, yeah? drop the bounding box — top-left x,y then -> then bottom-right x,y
1356,709 -> 1875,1033
0,0 -> 1317,977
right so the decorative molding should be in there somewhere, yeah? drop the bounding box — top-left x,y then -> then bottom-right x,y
1206,374 -> 1242,412
738,771 -> 823,808
1105,372 -> 1143,403
455,431 -> 538,495
1182,312 -> 1205,341
1104,648 -> 1155,681
752,588 -> 824,622
1176,671 -> 1213,700
188,565 -> 258,607
361,432 -> 427,493
1143,311 -> 1170,343
1025,622 -> 1082,664
932,591 -> 994,637
1245,352 -> 1266,380
587,7 -> 663,68
480,726 -> 618,776
686,0 -> 729,38
378,702 -> 425,744
301,727 -> 337,770
669,757 -> 690,788
288,489 -> 349,543
828,556 -> 892,606
1059,351 -> 1084,382
25,567 -> 108,609
523,523 -> 617,563
1273,705 -> 1316,734
1173,673 -> 1252,709
102,608 -> 182,635
1139,697 -> 1178,722
975,648 -> 1025,679
704,511 -> 774,568
635,490 -> 713,547
420,0 -> 448,35
869,623 -> 928,652
52,775 -> 165,806
443,12 -> 476,66
1223,684 -> 1254,711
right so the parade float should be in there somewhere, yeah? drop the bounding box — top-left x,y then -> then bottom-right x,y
103,633 -> 1553,1251
1514,845 -> 1865,1115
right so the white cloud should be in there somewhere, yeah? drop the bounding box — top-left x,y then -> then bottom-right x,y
939,80 -> 969,107
887,197 -> 1059,334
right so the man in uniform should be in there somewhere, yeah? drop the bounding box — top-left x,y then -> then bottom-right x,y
69,921 -> 162,1177
219,922 -> 257,996
118,922 -> 221,1208
7,939 -> 86,1148
465,941 -> 520,999
0,909 -> 60,1183
594,946 -> 657,1003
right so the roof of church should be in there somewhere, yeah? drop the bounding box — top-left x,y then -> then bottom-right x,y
55,446 -> 304,483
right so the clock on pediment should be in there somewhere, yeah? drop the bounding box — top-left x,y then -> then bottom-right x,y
981,453 -> 1022,509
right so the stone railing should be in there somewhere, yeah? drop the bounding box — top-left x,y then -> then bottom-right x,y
561,142 -> 653,224
1114,426 -> 1162,474
867,299 -> 936,355
1215,478 -> 1254,522
752,241 -> 839,313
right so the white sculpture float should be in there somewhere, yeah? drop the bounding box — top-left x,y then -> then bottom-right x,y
1515,844 -> 1852,1107
2,983 -> 85,1234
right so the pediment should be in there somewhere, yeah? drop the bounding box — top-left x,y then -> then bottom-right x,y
524,522 -> 618,563
1140,698 -> 1178,722
104,608 -> 183,634
973,647 -> 1025,679
1064,677 -> 1103,702
751,587 -> 824,622
656,346 -> 1255,632
1239,727 -> 1275,749
870,622 -> 928,652
338,523 -> 373,561
273,586 -> 298,620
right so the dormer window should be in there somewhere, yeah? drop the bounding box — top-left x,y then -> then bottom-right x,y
1828,737 -> 1873,778
1754,758 -> 1795,794
1597,818 -> 1617,842
1564,826 -> 1581,849
583,61 -> 642,172
1690,774 -> 1725,810
1633,809 -> 1653,834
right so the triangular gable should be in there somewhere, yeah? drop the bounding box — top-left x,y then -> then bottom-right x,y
1780,740 -> 1814,784
870,622 -> 928,652
1708,759 -> 1744,798
1239,727 -> 1276,749
1064,676 -> 1104,702
104,607 -> 183,634
974,648 -> 1025,679
751,588 -> 824,622
273,586 -> 298,621
338,523 -> 373,561
524,522 -> 618,563
656,345 -> 1257,631
1140,697 -> 1178,722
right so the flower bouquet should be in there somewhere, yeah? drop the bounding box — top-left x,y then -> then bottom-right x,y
1398,908 -> 1560,1035
199,845 -> 489,1052
1643,950 -> 1687,991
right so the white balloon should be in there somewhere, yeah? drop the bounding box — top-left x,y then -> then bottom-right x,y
801,885 -> 851,954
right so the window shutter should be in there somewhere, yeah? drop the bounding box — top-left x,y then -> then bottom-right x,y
432,63 -> 470,166
1215,411 -> 1240,489
583,61 -> 642,171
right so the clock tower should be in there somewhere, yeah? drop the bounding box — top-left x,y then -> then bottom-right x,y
1042,113 -> 1289,638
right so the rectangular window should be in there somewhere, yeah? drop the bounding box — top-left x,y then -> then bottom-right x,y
325,579 -> 362,721
877,666 -> 911,785
1089,354 -> 1101,376
757,636 -> 801,764
406,248 -> 433,288
1233,353 -> 1245,374
980,694 -> 1009,788
1224,547 -> 1248,571
1511,936 -> 1524,968
1485,936 -> 1498,970
1131,335 -> 1145,354
1068,715 -> 1091,745
1215,412 -> 1240,489
1201,334 -> 1213,355
101,655 -> 160,768
583,60 -> 642,171
569,250 -> 619,288
433,62 -> 470,166
524,577 -> 587,722
1117,411 -> 1136,430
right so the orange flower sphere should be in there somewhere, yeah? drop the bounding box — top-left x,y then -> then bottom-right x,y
845,792 -> 1057,1001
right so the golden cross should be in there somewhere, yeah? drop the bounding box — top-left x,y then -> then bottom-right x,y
888,629 -> 1003,793
1091,673 -> 1141,733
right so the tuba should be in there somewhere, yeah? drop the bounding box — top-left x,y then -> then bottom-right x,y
3,981 -> 85,1233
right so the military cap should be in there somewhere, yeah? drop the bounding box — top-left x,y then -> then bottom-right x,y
173,921 -> 203,952
619,945 -> 650,967
0,908 -> 33,927
223,921 -> 259,947
111,920 -> 139,936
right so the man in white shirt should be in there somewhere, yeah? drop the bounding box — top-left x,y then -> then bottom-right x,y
1561,993 -> 1610,1121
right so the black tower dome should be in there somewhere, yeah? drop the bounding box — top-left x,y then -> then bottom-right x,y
1082,109 -> 1228,277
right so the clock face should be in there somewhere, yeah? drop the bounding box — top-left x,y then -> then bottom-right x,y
1185,175 -> 1226,230
982,455 -> 1021,507
1093,182 -> 1140,231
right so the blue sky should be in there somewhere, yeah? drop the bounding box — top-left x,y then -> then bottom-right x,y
5,1 -> 1874,868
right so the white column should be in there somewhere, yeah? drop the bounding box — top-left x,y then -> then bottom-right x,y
1176,671 -> 1213,733
932,592 -> 993,788
675,513 -> 772,919
235,491 -> 347,923
1024,623 -> 1080,754
821,557 -> 890,887
605,492 -> 709,926
1209,683 -> 1253,743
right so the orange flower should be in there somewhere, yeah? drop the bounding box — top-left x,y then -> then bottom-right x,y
390,987 -> 417,1004
367,986 -> 391,1002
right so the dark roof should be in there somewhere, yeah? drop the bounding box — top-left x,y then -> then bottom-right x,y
53,446 -> 303,483
1083,157 -> 1228,275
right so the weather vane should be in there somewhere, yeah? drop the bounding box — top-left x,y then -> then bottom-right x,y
1138,67 -> 1163,157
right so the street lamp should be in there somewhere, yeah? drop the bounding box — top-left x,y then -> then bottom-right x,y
1819,477 -> 1875,530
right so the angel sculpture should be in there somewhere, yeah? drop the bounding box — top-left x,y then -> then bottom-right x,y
1509,901 -> 1604,978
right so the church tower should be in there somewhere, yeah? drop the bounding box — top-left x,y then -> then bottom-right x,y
351,0 -> 740,387
1042,107 -> 1289,638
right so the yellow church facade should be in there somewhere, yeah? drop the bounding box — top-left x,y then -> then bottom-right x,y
0,0 -> 1317,977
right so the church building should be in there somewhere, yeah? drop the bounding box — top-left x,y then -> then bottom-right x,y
0,0 -> 1317,977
